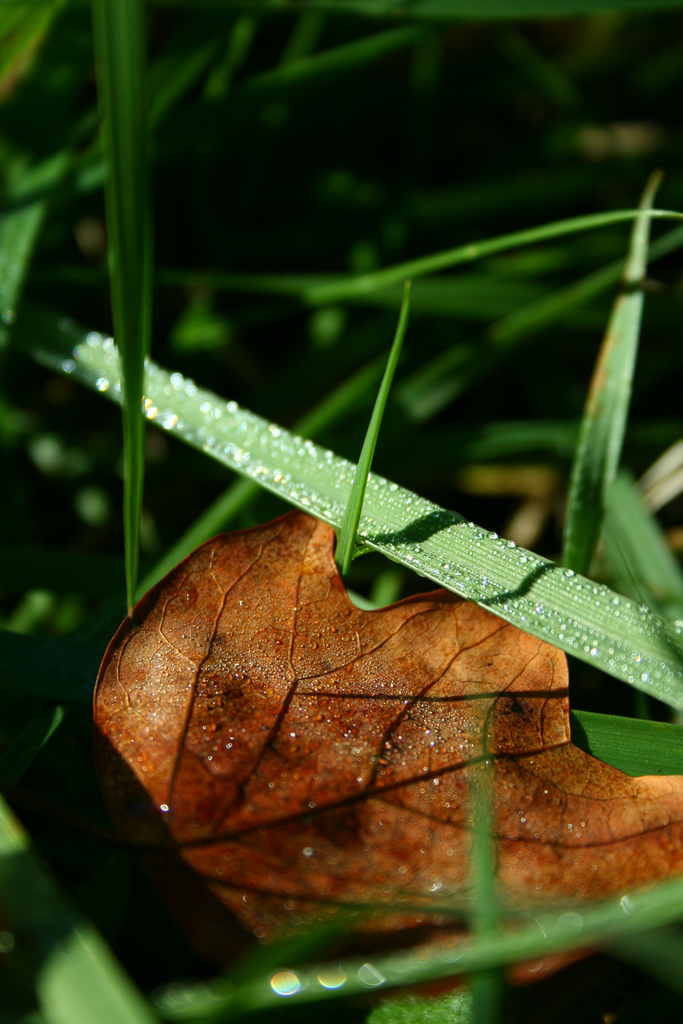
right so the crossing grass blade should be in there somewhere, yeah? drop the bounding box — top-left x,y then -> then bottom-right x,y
151,873 -> 683,1018
469,759 -> 505,1024
336,280 -> 411,576
156,208 -> 683,307
608,928 -> 683,996
562,173 -> 663,574
91,0 -> 152,613
294,208 -> 683,305
397,221 -> 683,423
155,219 -> 683,431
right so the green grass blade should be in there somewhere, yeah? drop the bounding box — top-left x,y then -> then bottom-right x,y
571,709 -> 683,777
0,705 -> 64,788
640,440 -> 683,512
608,927 -> 683,996
603,472 -> 683,621
203,14 -> 257,98
156,209 -> 683,307
494,220 -> 683,338
368,991 -> 473,1024
0,0 -> 65,86
336,280 -> 411,575
563,173 -> 663,574
279,10 -> 325,65
139,353 -> 386,593
149,32 -> 222,126
396,221 -> 683,422
0,794 -> 160,1024
301,208 -> 682,305
91,0 -> 152,612
470,760 -> 504,1024
0,150 -> 69,349
27,327 -> 683,710
239,25 -> 420,98
499,28 -> 580,111
152,873 -> 683,1018
154,223 -> 683,427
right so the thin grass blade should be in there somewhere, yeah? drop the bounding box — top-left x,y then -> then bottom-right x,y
156,208 -> 683,307
152,873 -> 683,1019
203,14 -> 257,98
303,207 -> 681,305
563,173 -> 663,574
155,222 -> 683,427
398,221 -> 683,422
470,757 -> 504,1024
91,0 -> 152,612
240,25 -> 420,99
336,280 -> 411,575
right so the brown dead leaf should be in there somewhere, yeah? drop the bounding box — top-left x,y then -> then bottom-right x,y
94,511 -> 683,962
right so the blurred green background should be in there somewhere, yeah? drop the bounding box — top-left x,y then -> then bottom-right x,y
3,2 -> 683,1021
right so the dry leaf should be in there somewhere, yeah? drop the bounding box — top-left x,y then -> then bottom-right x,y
94,511 -> 683,961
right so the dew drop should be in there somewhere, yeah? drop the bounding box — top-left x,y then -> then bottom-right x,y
270,971 -> 302,997
317,966 -> 347,990
357,963 -> 386,988
558,911 -> 583,930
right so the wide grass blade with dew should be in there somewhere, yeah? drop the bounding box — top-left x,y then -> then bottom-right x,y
24,314 -> 683,711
